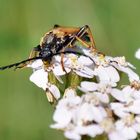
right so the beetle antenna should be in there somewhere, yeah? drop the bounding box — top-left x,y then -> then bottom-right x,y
0,57 -> 42,70
0,51 -> 95,71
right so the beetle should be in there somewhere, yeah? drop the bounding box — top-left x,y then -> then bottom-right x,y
0,25 -> 96,71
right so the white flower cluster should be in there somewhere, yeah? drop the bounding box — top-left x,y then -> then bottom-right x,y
28,47 -> 140,140
51,82 -> 140,140
28,50 -> 95,101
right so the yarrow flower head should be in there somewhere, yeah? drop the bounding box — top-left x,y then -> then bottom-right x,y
27,45 -> 140,140
28,52 -> 95,102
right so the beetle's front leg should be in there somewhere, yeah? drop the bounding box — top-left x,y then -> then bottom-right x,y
28,45 -> 41,59
60,48 -> 68,73
16,45 -> 41,69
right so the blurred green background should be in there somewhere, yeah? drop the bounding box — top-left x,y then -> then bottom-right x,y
0,0 -> 140,140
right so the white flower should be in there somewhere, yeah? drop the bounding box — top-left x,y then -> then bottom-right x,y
106,56 -> 139,82
54,54 -> 95,78
135,48 -> 140,59
106,56 -> 135,69
80,81 -> 115,104
50,92 -> 81,129
83,50 -> 120,83
111,85 -> 140,104
63,124 -> 103,140
82,48 -> 105,66
115,114 -> 140,139
51,92 -> 108,140
27,53 -> 91,94
29,67 -> 60,101
108,130 -> 127,140
78,125 -> 103,137
75,103 -> 107,124
27,59 -> 47,90
64,130 -> 81,140
27,52 -> 96,102
83,49 -> 139,82
51,107 -> 73,129
111,101 -> 140,118
111,81 -> 140,117
94,65 -> 120,85
69,104 -> 105,139
51,79 -> 140,139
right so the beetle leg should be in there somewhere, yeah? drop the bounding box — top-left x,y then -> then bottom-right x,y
75,36 -> 90,48
79,25 -> 96,49
60,53 -> 66,73
16,45 -> 41,69
85,25 -> 96,49
60,48 -> 67,73
70,25 -> 96,50
28,45 -> 41,59
53,25 -> 96,49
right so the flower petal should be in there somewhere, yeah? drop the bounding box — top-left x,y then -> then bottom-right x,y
27,59 -> 43,69
94,66 -> 119,84
53,108 -> 72,127
92,106 -> 106,123
80,81 -> 98,91
133,123 -> 140,133
52,65 -> 71,76
121,126 -> 137,139
128,100 -> 140,114
111,89 -> 126,102
76,125 -> 103,138
112,63 -> 139,82
133,90 -> 140,99
29,69 -> 48,90
94,66 -> 110,82
76,103 -> 95,123
64,130 -> 81,140
96,92 -> 109,103
106,66 -> 120,83
110,103 -> 129,118
47,84 -> 60,100
78,56 -> 94,66
108,131 -> 127,140
75,67 -> 94,78
135,48 -> 140,59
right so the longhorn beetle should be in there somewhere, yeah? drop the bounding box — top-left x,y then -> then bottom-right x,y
0,25 -> 96,71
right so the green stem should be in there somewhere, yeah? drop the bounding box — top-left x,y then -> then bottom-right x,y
81,135 -> 91,140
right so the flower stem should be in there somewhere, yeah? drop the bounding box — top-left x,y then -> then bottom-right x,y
81,135 -> 91,140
